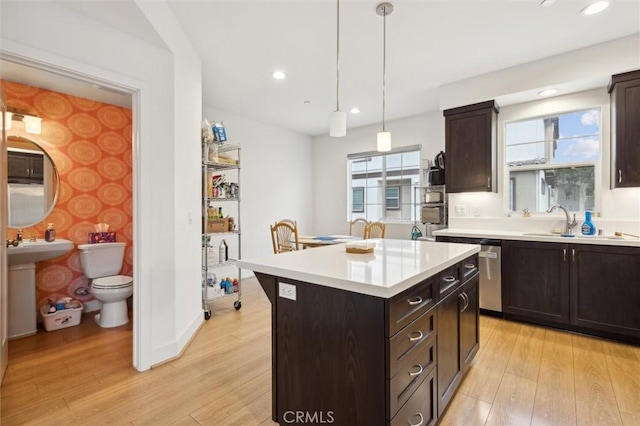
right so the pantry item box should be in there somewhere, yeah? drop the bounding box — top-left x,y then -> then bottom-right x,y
39,303 -> 84,332
207,218 -> 229,233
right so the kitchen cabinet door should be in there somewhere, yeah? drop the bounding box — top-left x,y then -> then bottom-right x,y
609,69 -> 640,188
570,244 -> 640,340
444,100 -> 498,193
459,273 -> 479,374
436,288 -> 462,417
502,240 -> 570,325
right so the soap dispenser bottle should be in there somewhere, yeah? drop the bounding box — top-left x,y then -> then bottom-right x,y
45,223 -> 56,242
581,211 -> 596,236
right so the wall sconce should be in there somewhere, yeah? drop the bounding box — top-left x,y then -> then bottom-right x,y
2,109 -> 42,134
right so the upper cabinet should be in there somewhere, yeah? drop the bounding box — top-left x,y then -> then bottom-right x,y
609,69 -> 640,188
444,100 -> 499,193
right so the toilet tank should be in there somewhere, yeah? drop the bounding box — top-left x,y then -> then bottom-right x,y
77,242 -> 126,279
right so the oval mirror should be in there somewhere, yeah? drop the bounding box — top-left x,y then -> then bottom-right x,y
7,136 -> 59,228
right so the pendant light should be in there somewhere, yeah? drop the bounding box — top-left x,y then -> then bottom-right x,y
330,0 -> 347,137
376,2 -> 393,152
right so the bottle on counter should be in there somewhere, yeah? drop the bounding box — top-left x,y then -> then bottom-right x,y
45,223 -> 56,242
581,211 -> 596,236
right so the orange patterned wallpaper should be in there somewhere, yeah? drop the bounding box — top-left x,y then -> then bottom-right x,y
2,80 -> 133,310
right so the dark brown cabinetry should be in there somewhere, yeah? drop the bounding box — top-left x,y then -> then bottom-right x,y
570,244 -> 640,340
502,240 -> 570,324
7,151 -> 44,183
255,253 -> 480,425
444,100 -> 498,193
503,240 -> 640,344
609,69 -> 640,188
436,265 -> 479,417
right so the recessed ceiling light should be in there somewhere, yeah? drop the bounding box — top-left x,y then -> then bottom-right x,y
540,0 -> 556,7
350,108 -> 361,114
538,88 -> 559,97
580,0 -> 610,15
272,71 -> 286,80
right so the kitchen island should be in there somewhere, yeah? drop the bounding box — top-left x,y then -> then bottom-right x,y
239,239 -> 480,425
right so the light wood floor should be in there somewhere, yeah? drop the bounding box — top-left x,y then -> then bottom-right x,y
2,278 -> 639,425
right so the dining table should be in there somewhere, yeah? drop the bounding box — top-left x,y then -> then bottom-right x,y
297,235 -> 360,249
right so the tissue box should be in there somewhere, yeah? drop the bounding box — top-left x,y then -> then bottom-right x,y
88,232 -> 117,244
40,302 -> 84,331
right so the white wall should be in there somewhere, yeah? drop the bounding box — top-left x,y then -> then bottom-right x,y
135,1 -> 204,366
312,112 -> 444,239
0,1 -> 202,369
449,88 -> 640,236
313,35 -> 640,239
203,107 -> 314,262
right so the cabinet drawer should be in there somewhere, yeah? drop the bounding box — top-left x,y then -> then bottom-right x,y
390,367 -> 437,426
460,254 -> 479,281
437,264 -> 460,299
388,308 -> 436,378
388,328 -> 437,417
388,277 -> 437,337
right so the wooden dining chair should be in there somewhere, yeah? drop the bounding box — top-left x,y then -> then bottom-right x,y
364,222 -> 386,239
349,218 -> 369,238
270,221 -> 299,254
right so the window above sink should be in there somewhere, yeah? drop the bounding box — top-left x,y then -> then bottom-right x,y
505,108 -> 600,214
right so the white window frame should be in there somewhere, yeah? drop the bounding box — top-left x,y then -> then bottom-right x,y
347,145 -> 421,222
503,105 -> 602,215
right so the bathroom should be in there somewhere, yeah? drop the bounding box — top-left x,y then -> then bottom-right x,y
2,72 -> 134,349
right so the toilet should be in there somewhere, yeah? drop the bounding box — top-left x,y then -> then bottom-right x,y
77,242 -> 133,328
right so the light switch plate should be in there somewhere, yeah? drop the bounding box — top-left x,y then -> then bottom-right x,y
279,282 -> 296,301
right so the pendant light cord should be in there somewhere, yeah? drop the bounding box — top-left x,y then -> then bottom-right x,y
382,6 -> 387,132
336,0 -> 341,112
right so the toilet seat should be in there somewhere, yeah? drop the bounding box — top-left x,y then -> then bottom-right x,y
92,275 -> 133,290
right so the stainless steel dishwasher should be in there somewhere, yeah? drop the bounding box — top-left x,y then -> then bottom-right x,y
435,236 -> 502,315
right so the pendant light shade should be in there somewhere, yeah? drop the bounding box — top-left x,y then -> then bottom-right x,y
376,2 -> 393,152
377,131 -> 391,152
330,110 -> 347,137
330,0 -> 347,137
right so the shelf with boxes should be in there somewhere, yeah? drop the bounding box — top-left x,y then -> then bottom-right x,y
202,136 -> 242,319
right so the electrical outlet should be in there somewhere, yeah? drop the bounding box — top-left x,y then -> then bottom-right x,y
455,205 -> 467,216
279,282 -> 296,301
473,205 -> 481,217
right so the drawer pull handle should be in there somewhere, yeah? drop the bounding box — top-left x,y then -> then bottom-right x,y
409,413 -> 424,426
408,364 -> 423,377
464,263 -> 475,269
408,296 -> 422,306
442,276 -> 456,283
408,330 -> 423,342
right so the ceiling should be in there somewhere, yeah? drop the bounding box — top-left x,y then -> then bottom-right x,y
2,1 -> 639,136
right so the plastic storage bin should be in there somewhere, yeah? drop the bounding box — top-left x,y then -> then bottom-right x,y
39,302 -> 84,331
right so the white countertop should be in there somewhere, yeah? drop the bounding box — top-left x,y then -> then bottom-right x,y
433,228 -> 640,247
238,239 -> 480,298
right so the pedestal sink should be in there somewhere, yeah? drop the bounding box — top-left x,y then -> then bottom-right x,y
7,239 -> 74,339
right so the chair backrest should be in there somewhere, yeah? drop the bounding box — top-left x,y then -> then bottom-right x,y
349,218 -> 370,238
270,221 -> 299,254
278,218 -> 297,228
364,222 -> 386,239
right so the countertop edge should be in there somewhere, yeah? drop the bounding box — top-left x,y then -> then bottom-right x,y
433,229 -> 640,247
238,245 -> 480,299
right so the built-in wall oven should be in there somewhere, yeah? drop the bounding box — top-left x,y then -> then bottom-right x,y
435,236 -> 502,315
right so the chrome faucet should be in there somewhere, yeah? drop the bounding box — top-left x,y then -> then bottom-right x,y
547,204 -> 578,234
